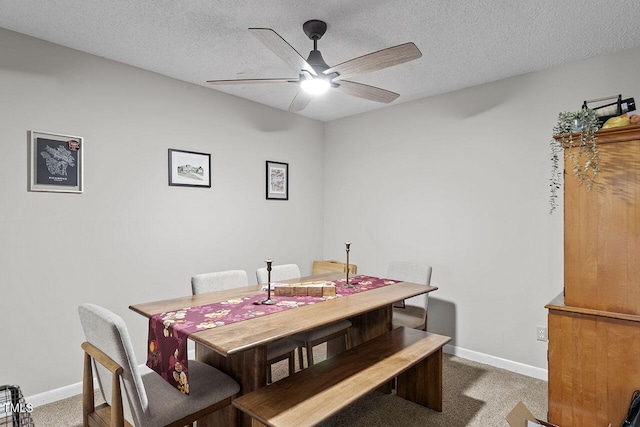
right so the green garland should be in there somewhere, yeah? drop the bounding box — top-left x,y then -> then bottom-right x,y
549,108 -> 600,214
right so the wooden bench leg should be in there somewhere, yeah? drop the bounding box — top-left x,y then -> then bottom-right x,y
396,347 -> 443,411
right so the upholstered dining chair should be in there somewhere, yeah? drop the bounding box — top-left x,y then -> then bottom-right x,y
191,269 -> 250,294
256,263 -> 352,369
311,260 -> 358,275
388,261 -> 433,331
191,269 -> 297,383
78,303 -> 240,427
255,263 -> 301,285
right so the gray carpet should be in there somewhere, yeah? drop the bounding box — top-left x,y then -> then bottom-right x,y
31,347 -> 547,426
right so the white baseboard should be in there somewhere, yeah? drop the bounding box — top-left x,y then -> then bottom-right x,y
27,344 -> 545,408
26,381 -> 86,408
443,343 -> 548,381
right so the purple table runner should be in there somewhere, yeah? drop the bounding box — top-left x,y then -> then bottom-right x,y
147,275 -> 399,394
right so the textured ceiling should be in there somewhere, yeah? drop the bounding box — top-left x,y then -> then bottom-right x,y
1,0 -> 640,121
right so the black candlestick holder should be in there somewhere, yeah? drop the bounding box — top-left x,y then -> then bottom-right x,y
258,259 -> 277,305
344,242 -> 353,287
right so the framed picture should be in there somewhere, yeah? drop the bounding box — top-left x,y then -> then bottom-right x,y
168,149 -> 211,188
266,160 -> 288,200
29,130 -> 83,193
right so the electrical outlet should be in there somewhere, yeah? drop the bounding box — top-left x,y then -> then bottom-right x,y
537,326 -> 548,342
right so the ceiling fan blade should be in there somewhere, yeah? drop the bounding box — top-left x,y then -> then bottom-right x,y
333,80 -> 399,104
207,78 -> 296,85
289,89 -> 313,112
324,42 -> 422,80
249,28 -> 316,76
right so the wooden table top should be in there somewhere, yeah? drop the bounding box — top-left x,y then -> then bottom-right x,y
129,272 -> 437,357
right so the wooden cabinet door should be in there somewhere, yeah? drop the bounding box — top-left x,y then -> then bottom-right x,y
563,134 -> 640,314
548,309 -> 640,426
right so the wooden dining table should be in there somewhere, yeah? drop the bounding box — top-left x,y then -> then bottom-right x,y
130,272 -> 437,426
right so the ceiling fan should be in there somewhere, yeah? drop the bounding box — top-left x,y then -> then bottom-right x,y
206,20 -> 422,112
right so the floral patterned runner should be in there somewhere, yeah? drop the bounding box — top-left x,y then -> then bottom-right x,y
146,275 -> 399,394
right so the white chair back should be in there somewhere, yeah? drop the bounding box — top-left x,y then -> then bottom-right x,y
388,261 -> 433,309
191,270 -> 249,294
78,303 -> 148,426
388,261 -> 432,284
256,264 -> 301,284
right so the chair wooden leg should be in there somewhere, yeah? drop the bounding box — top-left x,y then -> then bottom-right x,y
81,342 -> 126,427
83,352 -> 94,427
266,363 -> 272,384
297,347 -> 304,370
344,330 -> 352,350
111,366 -> 124,427
287,350 -> 296,375
306,344 -> 314,367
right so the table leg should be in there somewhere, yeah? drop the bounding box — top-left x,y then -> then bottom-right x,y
196,343 -> 267,427
327,304 -> 392,358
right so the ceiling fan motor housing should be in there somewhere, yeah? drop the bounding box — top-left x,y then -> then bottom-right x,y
303,20 -> 327,40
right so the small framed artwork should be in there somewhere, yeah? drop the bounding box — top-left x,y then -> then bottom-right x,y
168,149 -> 211,188
266,160 -> 288,200
29,130 -> 83,193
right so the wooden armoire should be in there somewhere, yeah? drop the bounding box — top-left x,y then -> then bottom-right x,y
546,124 -> 640,426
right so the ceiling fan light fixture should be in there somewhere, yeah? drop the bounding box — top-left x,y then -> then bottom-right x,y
300,78 -> 330,95
208,21 -> 422,112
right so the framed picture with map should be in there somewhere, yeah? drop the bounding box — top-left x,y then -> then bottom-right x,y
29,130 -> 83,193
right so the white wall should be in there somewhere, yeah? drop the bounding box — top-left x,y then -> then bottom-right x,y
0,28 -> 324,395
323,47 -> 640,371
3,24 -> 640,399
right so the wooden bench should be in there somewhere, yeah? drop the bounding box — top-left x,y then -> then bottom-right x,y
233,327 -> 451,427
